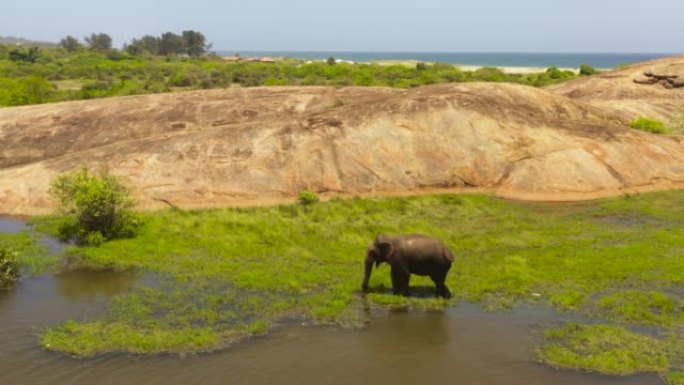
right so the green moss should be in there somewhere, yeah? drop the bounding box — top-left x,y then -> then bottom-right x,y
629,117 -> 669,134
537,323 -> 669,375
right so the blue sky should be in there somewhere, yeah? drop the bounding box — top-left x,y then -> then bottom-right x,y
2,0 -> 682,53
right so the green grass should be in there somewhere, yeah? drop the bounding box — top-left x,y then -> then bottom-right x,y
537,323 -> 670,375
0,231 -> 59,276
30,191 -> 684,381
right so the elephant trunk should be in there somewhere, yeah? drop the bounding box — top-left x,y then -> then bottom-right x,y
361,254 -> 374,293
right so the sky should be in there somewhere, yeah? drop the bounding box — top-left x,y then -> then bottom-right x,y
2,0 -> 683,53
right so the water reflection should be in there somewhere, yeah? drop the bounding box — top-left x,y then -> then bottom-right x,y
55,269 -> 140,300
0,216 -> 28,233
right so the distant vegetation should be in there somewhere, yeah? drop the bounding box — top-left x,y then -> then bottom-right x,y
579,63 -> 597,76
0,32 -> 580,108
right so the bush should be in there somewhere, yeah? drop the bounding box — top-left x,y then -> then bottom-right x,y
48,167 -> 140,245
0,244 -> 19,287
298,190 -> 320,205
579,63 -> 597,76
629,117 -> 669,134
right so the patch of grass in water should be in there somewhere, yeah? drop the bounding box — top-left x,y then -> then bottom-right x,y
42,320 -> 220,357
31,190 -> 684,374
537,323 -> 669,375
0,231 -> 59,276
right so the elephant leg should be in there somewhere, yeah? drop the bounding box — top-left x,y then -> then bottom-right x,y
391,267 -> 410,296
430,270 -> 452,299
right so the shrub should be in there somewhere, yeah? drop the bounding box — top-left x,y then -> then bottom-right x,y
545,67 -> 575,80
579,63 -> 597,76
0,244 -> 19,287
629,117 -> 669,134
48,167 -> 140,245
326,57 -> 336,66
298,190 -> 320,205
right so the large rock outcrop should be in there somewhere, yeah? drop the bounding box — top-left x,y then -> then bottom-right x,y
2,80 -> 683,215
547,55 -> 684,122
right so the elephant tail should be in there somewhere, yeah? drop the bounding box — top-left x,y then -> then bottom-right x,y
443,248 -> 456,263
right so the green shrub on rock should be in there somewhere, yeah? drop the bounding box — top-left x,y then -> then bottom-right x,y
629,117 -> 669,134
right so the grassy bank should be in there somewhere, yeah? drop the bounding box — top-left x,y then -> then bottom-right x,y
0,231 -> 58,277
0,47 -> 577,107
32,191 -> 684,382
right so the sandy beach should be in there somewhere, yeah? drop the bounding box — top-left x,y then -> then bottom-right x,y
367,59 -> 581,74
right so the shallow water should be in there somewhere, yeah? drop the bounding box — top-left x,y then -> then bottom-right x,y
0,218 -> 664,385
0,215 -> 66,255
0,215 -> 28,234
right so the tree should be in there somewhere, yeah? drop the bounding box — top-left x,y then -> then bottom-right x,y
326,57 -> 336,66
158,32 -> 185,55
8,47 -> 40,63
182,30 -> 210,57
85,33 -> 112,51
125,35 -> 159,55
60,35 -> 81,52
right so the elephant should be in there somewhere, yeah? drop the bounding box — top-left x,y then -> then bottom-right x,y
361,234 -> 455,298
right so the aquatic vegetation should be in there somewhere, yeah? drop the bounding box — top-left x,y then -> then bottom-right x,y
0,244 -> 18,287
32,190 -> 684,381
0,232 -> 58,276
537,323 -> 670,375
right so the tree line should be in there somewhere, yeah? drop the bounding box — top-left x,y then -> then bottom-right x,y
59,31 -> 211,57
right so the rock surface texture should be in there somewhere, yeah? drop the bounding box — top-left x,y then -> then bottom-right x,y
2,58 -> 684,215
548,55 -> 684,121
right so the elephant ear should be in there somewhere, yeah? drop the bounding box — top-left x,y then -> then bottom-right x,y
377,242 -> 394,263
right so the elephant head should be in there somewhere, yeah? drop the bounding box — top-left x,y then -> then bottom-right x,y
361,236 -> 394,292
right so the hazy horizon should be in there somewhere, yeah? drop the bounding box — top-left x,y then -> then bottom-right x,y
2,0 -> 683,53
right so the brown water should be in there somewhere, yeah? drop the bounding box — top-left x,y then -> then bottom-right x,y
0,218 -> 664,385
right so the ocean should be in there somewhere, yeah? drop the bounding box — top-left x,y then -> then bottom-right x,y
216,51 -> 674,69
